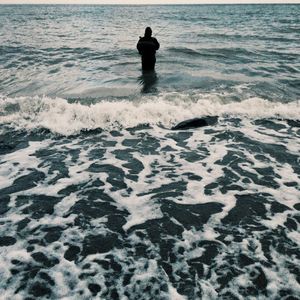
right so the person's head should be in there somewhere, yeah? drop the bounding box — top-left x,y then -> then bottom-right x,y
145,27 -> 152,38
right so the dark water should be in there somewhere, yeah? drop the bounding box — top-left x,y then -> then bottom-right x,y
0,4 -> 300,299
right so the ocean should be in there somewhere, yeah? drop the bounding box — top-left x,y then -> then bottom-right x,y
0,4 -> 299,299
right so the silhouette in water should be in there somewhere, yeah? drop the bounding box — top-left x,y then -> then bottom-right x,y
137,27 -> 160,71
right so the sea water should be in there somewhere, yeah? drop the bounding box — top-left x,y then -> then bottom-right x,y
0,4 -> 299,299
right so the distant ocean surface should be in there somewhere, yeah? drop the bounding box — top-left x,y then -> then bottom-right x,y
0,4 -> 299,299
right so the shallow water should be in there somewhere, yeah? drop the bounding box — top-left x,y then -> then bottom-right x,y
0,4 -> 300,300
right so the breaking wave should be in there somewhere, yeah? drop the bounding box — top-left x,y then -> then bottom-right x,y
1,93 -> 299,135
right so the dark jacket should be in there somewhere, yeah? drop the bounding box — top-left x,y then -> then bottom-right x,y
137,36 -> 160,70
137,36 -> 160,56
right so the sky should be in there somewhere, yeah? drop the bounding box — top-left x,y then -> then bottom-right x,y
1,0 -> 300,4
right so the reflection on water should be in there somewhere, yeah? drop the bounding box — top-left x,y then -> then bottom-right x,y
138,70 -> 158,93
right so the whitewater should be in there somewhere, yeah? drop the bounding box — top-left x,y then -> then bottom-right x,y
0,4 -> 299,300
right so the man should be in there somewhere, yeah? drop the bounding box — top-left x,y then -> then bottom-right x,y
137,27 -> 160,71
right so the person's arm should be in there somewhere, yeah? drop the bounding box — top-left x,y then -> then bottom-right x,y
153,38 -> 160,50
137,40 -> 142,55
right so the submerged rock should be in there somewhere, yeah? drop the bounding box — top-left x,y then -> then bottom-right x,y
172,116 -> 218,130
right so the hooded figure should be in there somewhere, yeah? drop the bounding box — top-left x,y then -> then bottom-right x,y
137,27 -> 160,71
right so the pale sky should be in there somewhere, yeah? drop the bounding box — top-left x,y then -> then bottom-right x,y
1,0 -> 300,4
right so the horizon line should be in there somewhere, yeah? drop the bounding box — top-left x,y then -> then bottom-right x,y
1,2 -> 299,4
1,0 -> 300,4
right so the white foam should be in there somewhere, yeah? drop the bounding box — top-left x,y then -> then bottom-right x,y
168,285 -> 188,300
54,194 -> 80,217
287,231 -> 300,247
0,141 -> 48,190
0,94 -> 299,135
121,196 -> 163,231
1,92 -> 300,299
261,211 -> 289,230
199,280 -> 218,299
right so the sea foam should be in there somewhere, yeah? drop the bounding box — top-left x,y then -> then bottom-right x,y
0,93 -> 299,135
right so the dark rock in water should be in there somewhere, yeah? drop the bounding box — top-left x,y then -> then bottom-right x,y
172,116 -> 218,130
172,118 -> 207,130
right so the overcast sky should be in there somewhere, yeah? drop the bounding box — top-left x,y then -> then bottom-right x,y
1,0 -> 300,4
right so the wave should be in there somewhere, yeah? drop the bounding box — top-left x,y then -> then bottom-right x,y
0,94 -> 299,136
196,32 -> 298,44
167,47 -> 201,56
166,46 -> 257,62
0,45 -> 135,68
